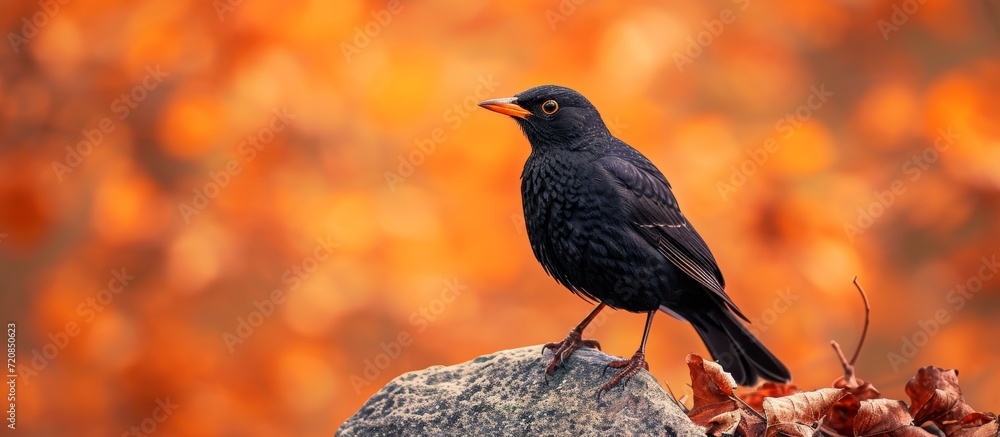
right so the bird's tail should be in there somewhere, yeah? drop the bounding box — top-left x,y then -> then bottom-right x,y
680,302 -> 791,386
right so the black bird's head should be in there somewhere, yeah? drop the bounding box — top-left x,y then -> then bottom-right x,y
478,85 -> 610,151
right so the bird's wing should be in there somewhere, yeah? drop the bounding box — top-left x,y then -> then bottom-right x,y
596,153 -> 748,321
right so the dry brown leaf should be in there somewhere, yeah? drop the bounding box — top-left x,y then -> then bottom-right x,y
741,382 -> 801,411
766,421 -> 817,437
687,354 -> 737,407
763,387 -> 848,428
688,405 -> 740,437
824,377 -> 882,435
886,426 -> 938,437
739,407 -> 768,437
854,399 -> 915,436
960,412 -> 998,428
685,353 -> 773,436
951,420 -> 998,437
833,376 -> 882,400
824,392 -> 861,436
949,412 -> 999,437
905,367 -> 976,430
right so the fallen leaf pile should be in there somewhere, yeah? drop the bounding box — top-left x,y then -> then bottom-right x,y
684,358 -> 997,436
682,279 -> 997,436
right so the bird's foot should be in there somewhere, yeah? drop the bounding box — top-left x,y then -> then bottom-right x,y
542,329 -> 601,375
599,351 -> 649,392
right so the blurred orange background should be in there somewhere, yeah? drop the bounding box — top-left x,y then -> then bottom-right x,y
1,0 -> 999,435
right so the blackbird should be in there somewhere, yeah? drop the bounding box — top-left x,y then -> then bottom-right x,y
478,85 -> 791,390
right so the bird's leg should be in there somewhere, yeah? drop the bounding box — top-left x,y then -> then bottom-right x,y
543,303 -> 606,374
600,310 -> 654,391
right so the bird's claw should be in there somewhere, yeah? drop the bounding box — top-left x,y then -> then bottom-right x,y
599,351 -> 649,393
542,329 -> 601,375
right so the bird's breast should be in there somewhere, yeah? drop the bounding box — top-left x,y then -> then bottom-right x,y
520,153 -> 624,289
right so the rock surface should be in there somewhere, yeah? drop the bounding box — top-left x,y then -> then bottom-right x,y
338,345 -> 704,436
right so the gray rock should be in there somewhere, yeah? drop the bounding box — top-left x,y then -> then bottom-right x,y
338,345 -> 705,436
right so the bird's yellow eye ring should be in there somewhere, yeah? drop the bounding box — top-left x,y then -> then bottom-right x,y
541,100 -> 558,115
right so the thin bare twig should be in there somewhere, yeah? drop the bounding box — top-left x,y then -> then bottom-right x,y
830,340 -> 856,387
734,394 -> 766,419
849,276 -> 871,366
830,276 -> 872,388
664,383 -> 688,413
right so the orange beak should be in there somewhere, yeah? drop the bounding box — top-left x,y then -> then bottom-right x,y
478,97 -> 531,120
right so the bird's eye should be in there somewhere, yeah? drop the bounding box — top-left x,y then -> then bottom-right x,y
541,100 -> 559,115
